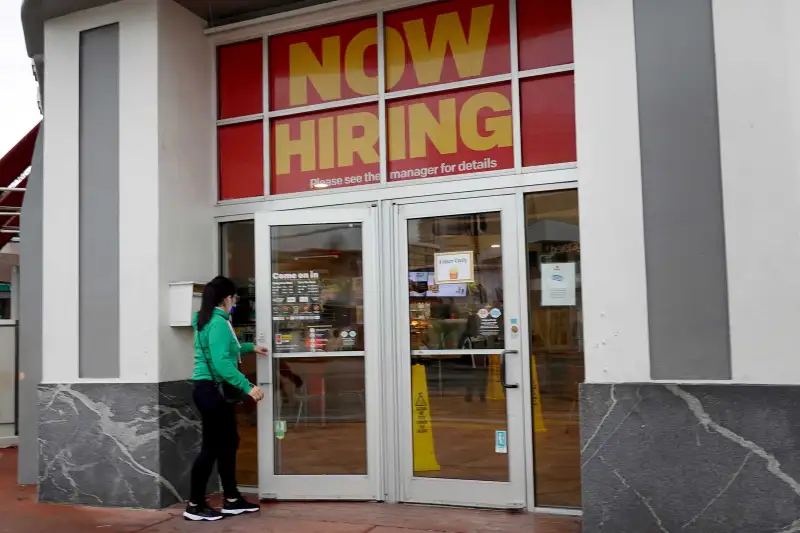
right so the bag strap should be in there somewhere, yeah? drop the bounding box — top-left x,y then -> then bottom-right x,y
225,320 -> 242,364
195,329 -> 222,384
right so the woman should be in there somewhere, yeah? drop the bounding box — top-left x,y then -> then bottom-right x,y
184,276 -> 268,522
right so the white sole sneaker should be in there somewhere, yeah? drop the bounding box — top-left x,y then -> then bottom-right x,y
221,507 -> 259,515
183,511 -> 224,521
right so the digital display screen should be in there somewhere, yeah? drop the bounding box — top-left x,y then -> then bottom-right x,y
408,271 -> 467,298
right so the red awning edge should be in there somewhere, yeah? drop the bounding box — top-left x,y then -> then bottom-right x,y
0,121 -> 40,250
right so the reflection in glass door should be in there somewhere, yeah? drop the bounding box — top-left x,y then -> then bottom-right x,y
255,208 -> 380,500
396,195 -> 526,509
525,190 -> 583,509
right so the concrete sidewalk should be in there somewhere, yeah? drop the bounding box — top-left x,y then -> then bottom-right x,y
0,447 -> 581,533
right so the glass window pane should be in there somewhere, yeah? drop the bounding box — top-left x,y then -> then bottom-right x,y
269,104 -> 380,195
408,213 -> 504,351
517,0 -> 573,72
217,40 -> 263,119
269,17 -> 378,111
273,357 -> 367,475
270,223 -> 364,353
270,222 -> 367,475
525,190 -> 583,508
384,0 -> 510,93
218,122 -> 264,200
407,212 -> 508,481
520,72 -> 576,168
221,221 -> 258,487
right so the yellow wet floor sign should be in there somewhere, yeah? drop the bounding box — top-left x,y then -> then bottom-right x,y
411,364 -> 440,472
485,353 -> 547,432
531,354 -> 547,433
486,354 -> 505,400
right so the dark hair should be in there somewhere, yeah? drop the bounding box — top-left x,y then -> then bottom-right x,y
197,276 -> 237,331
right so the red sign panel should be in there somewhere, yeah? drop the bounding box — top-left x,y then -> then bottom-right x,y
218,0 -> 575,199
270,103 -> 381,194
384,0 -> 510,92
520,73 -> 576,166
217,40 -> 263,119
387,84 -> 514,182
517,0 -> 574,71
219,122 -> 264,200
269,17 -> 379,110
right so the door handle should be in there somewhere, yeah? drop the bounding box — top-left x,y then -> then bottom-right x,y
257,341 -> 270,387
500,350 -> 519,389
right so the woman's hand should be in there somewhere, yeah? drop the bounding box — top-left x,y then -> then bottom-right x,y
248,386 -> 265,402
253,346 -> 269,355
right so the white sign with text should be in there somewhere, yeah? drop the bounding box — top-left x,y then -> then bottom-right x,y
434,252 -> 474,284
541,262 -> 577,306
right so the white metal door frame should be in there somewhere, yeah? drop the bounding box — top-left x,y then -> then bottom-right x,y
392,194 -> 528,509
255,206 -> 382,500
379,200 -> 402,503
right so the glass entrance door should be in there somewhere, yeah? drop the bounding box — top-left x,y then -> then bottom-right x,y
394,195 -> 527,509
255,207 -> 381,500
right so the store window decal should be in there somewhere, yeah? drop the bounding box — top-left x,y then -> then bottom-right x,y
270,17 -> 379,110
383,0 -> 510,92
270,224 -> 365,354
216,0 -> 576,200
270,103 -> 381,194
217,39 -> 263,119
386,83 -> 514,183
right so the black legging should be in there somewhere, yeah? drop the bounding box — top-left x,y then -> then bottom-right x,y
190,381 -> 241,504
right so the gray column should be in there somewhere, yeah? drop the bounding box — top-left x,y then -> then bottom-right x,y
78,24 -> 120,379
634,0 -> 731,380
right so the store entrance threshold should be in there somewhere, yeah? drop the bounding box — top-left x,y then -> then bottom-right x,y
252,502 -> 581,532
5,448 -> 579,533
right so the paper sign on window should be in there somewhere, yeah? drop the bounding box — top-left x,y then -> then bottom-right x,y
434,252 -> 474,284
541,262 -> 576,306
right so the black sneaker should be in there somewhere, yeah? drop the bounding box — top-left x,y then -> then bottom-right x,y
183,502 -> 224,521
221,497 -> 260,516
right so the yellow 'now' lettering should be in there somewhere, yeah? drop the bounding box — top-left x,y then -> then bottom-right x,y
289,36 -> 341,106
344,28 -> 378,96
399,5 -> 494,86
384,27 -> 407,90
286,3 -> 497,102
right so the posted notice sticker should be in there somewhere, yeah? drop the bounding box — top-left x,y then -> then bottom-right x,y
495,430 -> 508,454
434,251 -> 475,284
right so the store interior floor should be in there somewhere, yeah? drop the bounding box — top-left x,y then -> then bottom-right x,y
234,360 -> 581,509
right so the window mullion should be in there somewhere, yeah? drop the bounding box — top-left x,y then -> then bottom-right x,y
378,11 -> 388,187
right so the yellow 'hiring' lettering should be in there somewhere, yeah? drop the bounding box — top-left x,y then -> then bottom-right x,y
274,90 -> 511,174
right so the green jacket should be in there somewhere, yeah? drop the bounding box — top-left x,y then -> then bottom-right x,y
191,308 -> 254,393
